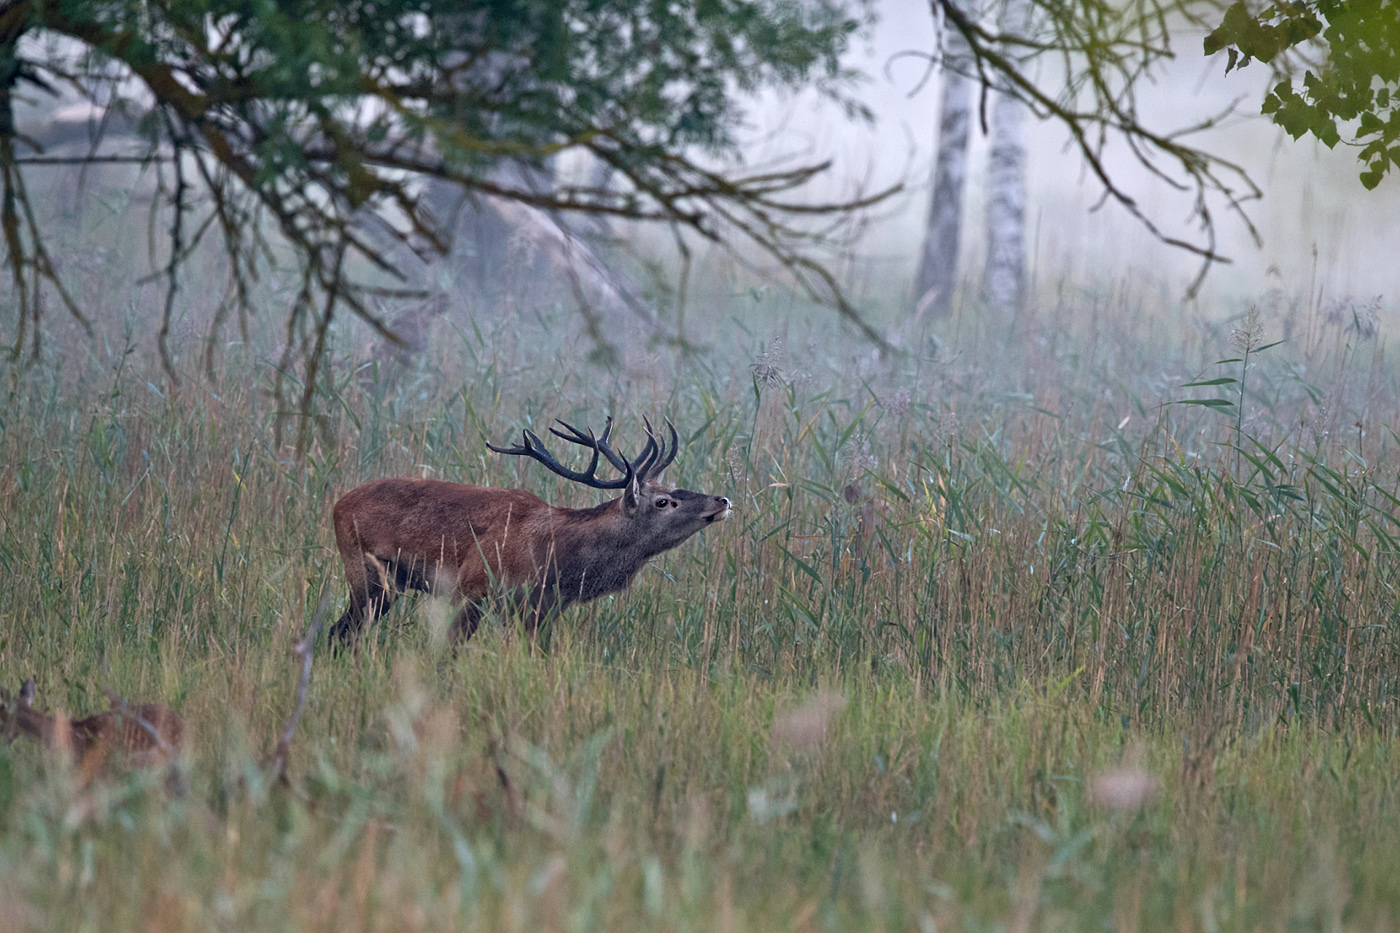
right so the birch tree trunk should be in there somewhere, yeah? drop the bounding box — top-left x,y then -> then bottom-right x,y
912,0 -> 974,320
983,0 -> 1032,318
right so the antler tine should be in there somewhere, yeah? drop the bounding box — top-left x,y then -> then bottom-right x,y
632,418 -> 660,477
551,417 -> 630,473
487,426 -> 631,489
484,427 -> 542,458
647,418 -> 680,480
594,417 -> 634,476
632,417 -> 680,482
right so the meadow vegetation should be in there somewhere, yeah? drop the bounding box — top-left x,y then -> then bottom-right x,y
1,282 -> 1399,930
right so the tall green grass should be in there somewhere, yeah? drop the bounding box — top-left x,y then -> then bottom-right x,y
2,291 -> 1400,930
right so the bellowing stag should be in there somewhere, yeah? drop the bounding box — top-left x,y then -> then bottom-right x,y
329,418 -> 730,645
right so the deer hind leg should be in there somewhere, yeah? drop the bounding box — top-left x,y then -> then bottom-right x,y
330,554 -> 402,646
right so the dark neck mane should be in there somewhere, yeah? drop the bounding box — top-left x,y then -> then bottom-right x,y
544,498 -> 648,603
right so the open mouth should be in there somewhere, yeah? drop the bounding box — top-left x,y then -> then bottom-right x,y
703,505 -> 732,523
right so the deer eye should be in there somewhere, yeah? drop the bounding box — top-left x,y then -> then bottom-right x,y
654,496 -> 670,509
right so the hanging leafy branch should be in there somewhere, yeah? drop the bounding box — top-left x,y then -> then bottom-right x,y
1204,0 -> 1400,190
0,0 -> 891,445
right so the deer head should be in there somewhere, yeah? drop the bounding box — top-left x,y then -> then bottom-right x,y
487,416 -> 731,548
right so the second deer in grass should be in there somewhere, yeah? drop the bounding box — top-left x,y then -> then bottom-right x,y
329,417 -> 731,646
0,679 -> 185,772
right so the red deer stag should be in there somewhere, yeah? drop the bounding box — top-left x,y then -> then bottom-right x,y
0,679 -> 185,771
329,417 -> 731,646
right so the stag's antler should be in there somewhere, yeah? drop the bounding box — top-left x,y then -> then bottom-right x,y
488,424 -> 628,489
488,417 -> 680,488
640,418 -> 679,481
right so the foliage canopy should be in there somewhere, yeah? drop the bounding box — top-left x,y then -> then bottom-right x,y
0,0 -> 882,435
1204,0 -> 1400,189
6,0 -> 1397,422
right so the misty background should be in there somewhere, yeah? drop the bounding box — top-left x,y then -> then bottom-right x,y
10,0 -> 1398,372
750,3 -> 1398,315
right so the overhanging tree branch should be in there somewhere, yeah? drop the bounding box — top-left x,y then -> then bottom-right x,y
1,0 -> 896,428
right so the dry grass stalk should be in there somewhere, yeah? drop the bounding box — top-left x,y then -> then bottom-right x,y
772,691 -> 848,751
266,594 -> 333,785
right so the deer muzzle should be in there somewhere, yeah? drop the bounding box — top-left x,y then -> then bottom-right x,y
704,497 -> 732,522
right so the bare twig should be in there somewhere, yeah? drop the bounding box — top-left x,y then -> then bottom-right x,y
267,592 -> 334,785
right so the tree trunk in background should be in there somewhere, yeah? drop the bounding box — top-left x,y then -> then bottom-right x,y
983,0 -> 1031,317
417,164 -> 663,371
912,0 -> 974,320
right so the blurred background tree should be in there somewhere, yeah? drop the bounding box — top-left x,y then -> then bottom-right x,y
911,0 -> 1399,322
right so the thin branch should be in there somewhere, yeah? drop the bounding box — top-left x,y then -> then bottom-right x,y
16,154 -> 169,164
12,2 -> 899,409
158,114 -> 187,387
266,592 -> 334,785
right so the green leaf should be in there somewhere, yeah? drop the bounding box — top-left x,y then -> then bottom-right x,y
1182,377 -> 1238,387
774,543 -> 823,585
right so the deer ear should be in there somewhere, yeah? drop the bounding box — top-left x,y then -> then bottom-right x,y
623,470 -> 641,514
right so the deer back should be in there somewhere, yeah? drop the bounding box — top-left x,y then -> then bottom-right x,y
334,480 -> 559,578
74,702 -> 186,769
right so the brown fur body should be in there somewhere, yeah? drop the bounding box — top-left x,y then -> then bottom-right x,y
1,681 -> 185,770
329,475 -> 730,644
